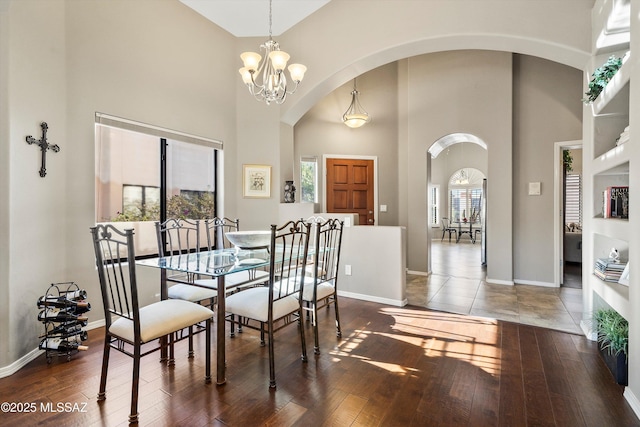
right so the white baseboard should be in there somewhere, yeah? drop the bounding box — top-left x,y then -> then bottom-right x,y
485,277 -> 514,286
514,278 -> 558,288
580,319 -> 597,341
0,319 -> 105,379
338,291 -> 407,307
624,388 -> 640,420
406,270 -> 430,276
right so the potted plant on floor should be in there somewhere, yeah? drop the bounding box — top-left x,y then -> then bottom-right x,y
594,308 -> 628,385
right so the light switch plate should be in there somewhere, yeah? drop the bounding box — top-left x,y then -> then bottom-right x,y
528,182 -> 541,196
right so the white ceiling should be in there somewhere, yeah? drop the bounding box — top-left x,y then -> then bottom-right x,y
179,0 -> 331,37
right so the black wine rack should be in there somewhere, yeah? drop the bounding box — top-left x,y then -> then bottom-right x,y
38,282 -> 89,363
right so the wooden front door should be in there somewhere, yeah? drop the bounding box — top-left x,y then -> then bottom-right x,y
326,158 -> 375,225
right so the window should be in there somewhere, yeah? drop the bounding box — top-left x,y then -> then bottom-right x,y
300,157 -> 318,203
450,188 -> 482,222
565,173 -> 582,226
448,168 -> 485,223
95,115 -> 221,257
429,185 -> 440,227
122,184 -> 160,220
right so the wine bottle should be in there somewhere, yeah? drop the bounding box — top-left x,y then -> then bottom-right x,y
37,308 -> 88,323
59,289 -> 88,301
40,324 -> 88,341
39,337 -> 88,352
37,295 -> 91,313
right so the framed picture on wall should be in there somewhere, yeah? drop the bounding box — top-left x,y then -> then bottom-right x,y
243,164 -> 271,198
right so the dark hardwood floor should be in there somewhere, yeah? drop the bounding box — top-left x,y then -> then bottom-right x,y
1,297 -> 637,426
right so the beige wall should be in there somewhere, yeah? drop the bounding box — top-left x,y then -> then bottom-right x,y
512,55 -> 583,285
0,0 -> 238,368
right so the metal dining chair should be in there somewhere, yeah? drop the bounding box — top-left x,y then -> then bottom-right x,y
441,217 -> 458,242
224,219 -> 311,388
90,224 -> 213,424
155,218 -> 217,358
301,217 -> 344,354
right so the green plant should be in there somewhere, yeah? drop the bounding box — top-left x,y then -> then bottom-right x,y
563,150 -> 573,172
582,56 -> 623,104
110,192 -> 215,222
594,308 -> 628,361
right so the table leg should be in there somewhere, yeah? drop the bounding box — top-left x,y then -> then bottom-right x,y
216,275 -> 226,385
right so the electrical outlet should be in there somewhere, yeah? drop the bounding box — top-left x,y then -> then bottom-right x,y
345,265 -> 352,276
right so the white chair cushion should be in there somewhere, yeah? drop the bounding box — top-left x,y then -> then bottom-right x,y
301,279 -> 335,301
109,299 -> 213,343
225,287 -> 300,322
168,284 -> 217,302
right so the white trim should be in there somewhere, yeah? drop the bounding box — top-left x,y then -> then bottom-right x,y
514,279 -> 558,288
322,154 -> 378,225
580,319 -> 597,341
407,269 -> 430,277
95,112 -> 223,150
554,140 -> 582,286
624,389 -> 640,420
0,319 -> 105,379
485,278 -> 514,286
338,291 -> 407,307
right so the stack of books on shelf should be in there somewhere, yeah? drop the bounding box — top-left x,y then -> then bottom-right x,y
594,258 -> 627,283
603,186 -> 629,218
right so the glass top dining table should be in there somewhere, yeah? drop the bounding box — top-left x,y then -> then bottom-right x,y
137,247 -> 271,385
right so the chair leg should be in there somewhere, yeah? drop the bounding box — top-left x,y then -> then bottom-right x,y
168,332 -> 175,366
311,304 -> 320,354
129,347 -> 141,424
333,295 -> 342,338
299,308 -> 308,363
205,317 -> 212,384
97,333 -> 111,401
260,322 -> 266,347
230,314 -> 236,338
268,323 -> 276,388
188,325 -> 194,358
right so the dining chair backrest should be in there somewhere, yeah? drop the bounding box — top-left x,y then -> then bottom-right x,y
155,218 -> 201,257
203,217 -> 239,250
312,218 -> 344,287
442,217 -> 451,229
90,224 -> 140,340
270,219 -> 312,302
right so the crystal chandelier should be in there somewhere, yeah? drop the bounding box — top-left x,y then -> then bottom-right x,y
342,78 -> 371,128
238,0 -> 307,105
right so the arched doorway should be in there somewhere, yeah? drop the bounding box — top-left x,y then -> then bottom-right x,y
428,134 -> 488,277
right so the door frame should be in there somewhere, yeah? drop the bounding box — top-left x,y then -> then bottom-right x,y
322,154 -> 379,225
553,140 -> 582,286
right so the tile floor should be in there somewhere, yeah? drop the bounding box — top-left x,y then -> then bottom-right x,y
406,238 -> 584,334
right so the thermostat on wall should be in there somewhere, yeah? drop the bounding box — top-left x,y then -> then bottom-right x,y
528,182 -> 541,196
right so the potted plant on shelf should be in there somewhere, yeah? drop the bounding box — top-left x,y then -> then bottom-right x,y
582,55 -> 623,104
594,308 -> 628,385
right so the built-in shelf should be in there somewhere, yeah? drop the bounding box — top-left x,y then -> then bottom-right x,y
589,274 -> 630,320
592,144 -> 630,175
591,217 -> 629,240
591,53 -> 631,117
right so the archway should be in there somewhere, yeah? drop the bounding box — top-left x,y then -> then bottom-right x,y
428,134 -> 488,276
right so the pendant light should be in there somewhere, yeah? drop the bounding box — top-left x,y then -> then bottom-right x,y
342,78 -> 370,128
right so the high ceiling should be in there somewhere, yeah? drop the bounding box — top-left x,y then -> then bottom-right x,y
179,0 -> 331,37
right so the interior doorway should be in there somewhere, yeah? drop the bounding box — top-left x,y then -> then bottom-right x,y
324,156 -> 377,225
428,134 -> 488,275
554,140 -> 583,288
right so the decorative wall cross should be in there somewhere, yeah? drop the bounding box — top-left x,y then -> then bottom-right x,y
26,122 -> 60,177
